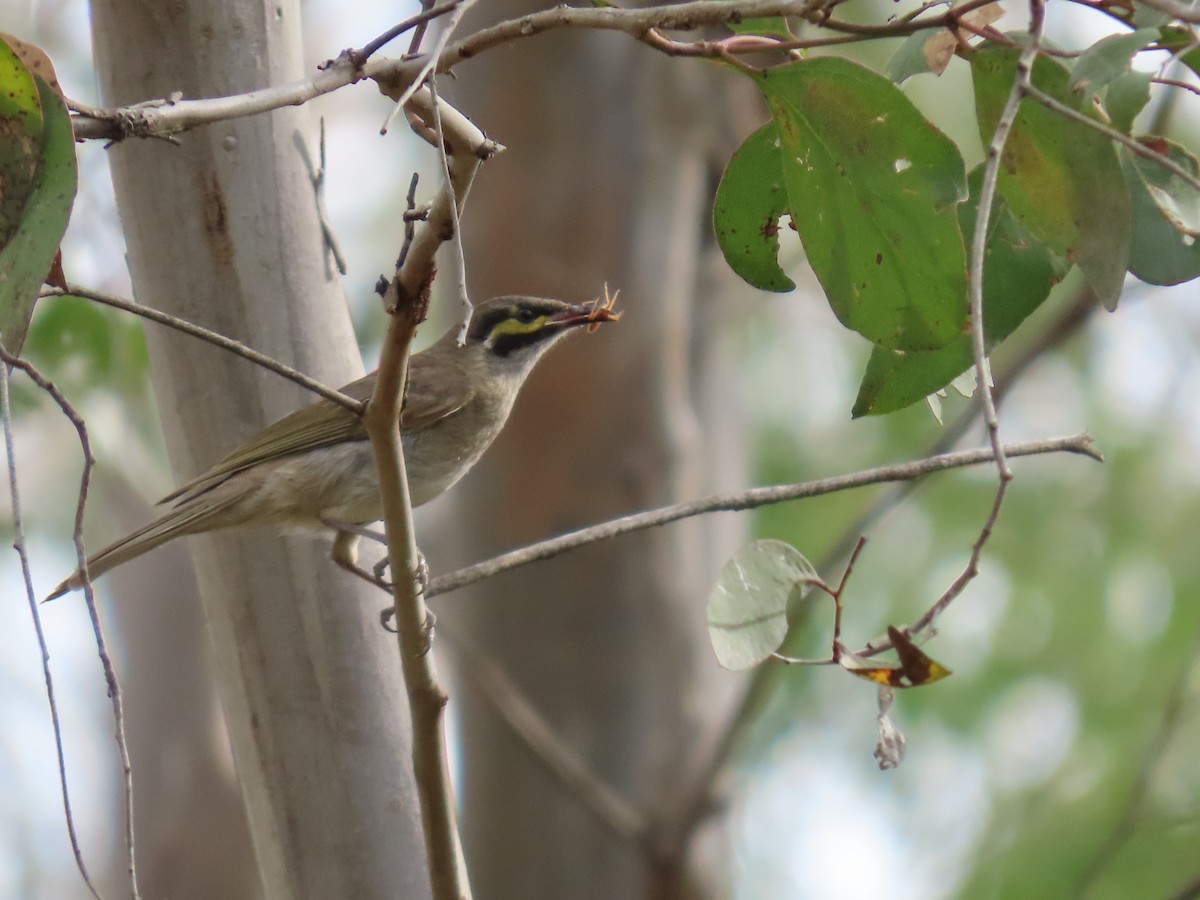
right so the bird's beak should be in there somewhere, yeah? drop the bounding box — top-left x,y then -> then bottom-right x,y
548,291 -> 623,332
547,307 -> 601,328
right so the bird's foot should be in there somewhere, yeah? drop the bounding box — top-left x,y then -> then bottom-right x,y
378,608 -> 436,653
377,550 -> 430,634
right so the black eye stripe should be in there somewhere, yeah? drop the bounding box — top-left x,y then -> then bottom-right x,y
467,306 -> 517,343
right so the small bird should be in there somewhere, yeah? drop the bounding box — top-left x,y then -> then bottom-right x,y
48,295 -> 618,599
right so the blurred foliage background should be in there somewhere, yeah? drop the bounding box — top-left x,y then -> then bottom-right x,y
2,0 -> 1198,898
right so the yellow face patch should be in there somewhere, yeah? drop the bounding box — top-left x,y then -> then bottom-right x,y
488,310 -> 548,338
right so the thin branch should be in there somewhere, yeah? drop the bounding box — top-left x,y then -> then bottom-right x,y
907,0 -> 1051,640
379,0 -> 478,135
1152,76 -> 1200,99
366,88 -> 490,900
426,433 -> 1101,599
40,286 -> 362,413
407,0 -> 441,57
1022,85 -> 1200,196
311,118 -> 348,276
351,0 -> 463,65
70,59 -> 368,142
427,77 -> 474,343
1,349 -> 104,900
0,344 -> 139,900
67,0 -> 1018,143
439,625 -> 647,842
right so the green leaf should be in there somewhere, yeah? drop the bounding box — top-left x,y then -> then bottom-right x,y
853,166 -> 1066,416
1125,137 -> 1200,236
0,77 -> 77,356
754,57 -> 969,350
887,3 -> 1003,83
1125,138 -> 1200,285
1069,28 -> 1158,99
1159,26 -> 1200,81
972,41 -> 1131,309
713,123 -> 796,292
708,539 -> 817,671
887,31 -> 941,84
1133,4 -> 1173,28
1105,69 -> 1152,134
0,38 -> 44,247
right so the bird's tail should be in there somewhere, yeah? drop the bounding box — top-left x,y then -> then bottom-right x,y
45,492 -> 244,600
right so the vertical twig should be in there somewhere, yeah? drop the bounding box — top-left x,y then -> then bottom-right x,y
379,0 -> 479,135
0,344 -> 129,900
913,0 -> 1046,634
312,118 -> 348,276
428,76 -> 474,342
366,83 -> 495,900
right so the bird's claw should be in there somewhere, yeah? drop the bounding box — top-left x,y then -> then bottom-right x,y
376,551 -> 431,637
378,608 -> 436,654
372,549 -> 427,595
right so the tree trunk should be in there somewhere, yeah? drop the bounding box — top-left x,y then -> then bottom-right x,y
438,7 -> 747,897
90,1 -> 430,897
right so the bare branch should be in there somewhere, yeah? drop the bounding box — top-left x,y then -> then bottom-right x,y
66,0 -> 1017,144
426,433 -> 1101,599
0,344 -> 136,900
366,87 -> 490,900
309,118 -> 348,277
40,286 -> 362,413
909,0 -> 1051,640
351,0 -> 464,65
1023,84 -> 1200,196
428,77 -> 474,341
379,0 -> 478,135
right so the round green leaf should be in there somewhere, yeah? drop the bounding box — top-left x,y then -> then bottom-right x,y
713,123 -> 796,292
753,57 -> 969,351
707,539 -> 817,671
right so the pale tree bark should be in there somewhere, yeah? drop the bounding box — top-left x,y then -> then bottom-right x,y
90,1 -> 430,897
438,5 -> 748,897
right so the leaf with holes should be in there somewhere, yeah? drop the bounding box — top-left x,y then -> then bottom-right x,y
707,540 -> 817,671
714,123 -> 796,292
754,56 -> 968,350
972,42 -> 1130,309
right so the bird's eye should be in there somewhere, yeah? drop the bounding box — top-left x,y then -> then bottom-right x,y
516,308 -> 538,324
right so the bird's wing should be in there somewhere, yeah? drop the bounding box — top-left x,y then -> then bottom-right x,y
160,356 -> 474,505
399,350 -> 474,432
160,374 -> 375,504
